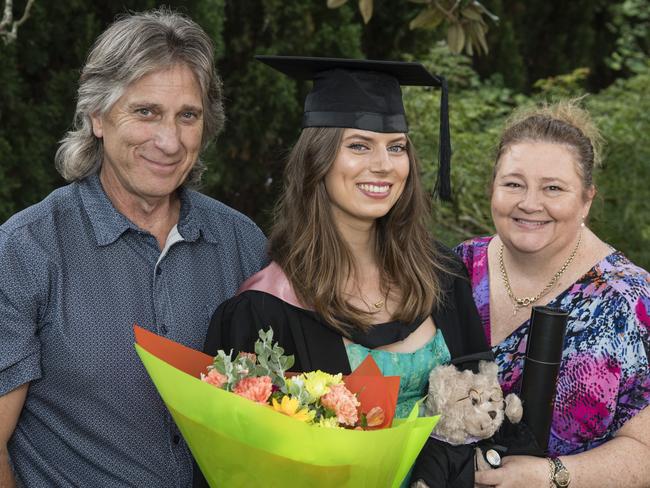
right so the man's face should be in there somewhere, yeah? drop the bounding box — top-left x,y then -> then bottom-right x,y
91,63 -> 204,206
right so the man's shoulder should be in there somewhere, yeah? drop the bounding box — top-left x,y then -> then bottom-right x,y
1,183 -> 79,240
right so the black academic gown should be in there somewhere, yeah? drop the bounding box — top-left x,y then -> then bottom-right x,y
204,255 -> 488,372
195,250 -> 490,488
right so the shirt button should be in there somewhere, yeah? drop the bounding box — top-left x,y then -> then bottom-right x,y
160,324 -> 168,335
156,267 -> 162,276
173,434 -> 181,445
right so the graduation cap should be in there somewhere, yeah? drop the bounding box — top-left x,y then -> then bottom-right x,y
255,55 -> 452,201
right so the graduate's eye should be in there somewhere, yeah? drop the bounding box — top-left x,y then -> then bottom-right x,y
347,143 -> 369,151
387,143 -> 406,153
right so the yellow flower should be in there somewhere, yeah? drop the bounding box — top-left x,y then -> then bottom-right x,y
318,417 -> 342,429
272,396 -> 314,423
302,371 -> 342,400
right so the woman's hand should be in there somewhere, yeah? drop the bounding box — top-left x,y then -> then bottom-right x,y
474,455 -> 549,488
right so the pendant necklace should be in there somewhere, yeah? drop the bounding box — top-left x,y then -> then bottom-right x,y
499,233 -> 581,315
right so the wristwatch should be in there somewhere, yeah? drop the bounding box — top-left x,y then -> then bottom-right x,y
548,457 -> 571,487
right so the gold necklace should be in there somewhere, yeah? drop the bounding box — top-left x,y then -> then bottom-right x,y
357,287 -> 389,311
499,233 -> 581,316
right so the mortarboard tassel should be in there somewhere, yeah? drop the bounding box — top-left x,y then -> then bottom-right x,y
434,76 -> 452,202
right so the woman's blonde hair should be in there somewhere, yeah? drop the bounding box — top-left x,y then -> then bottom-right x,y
269,127 -> 450,334
494,99 -> 604,192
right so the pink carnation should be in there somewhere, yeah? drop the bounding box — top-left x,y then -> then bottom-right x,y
233,376 -> 273,404
320,384 -> 360,426
238,352 -> 257,362
201,369 -> 227,389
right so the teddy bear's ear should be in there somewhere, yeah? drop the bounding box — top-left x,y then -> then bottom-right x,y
427,364 -> 460,411
478,360 -> 499,378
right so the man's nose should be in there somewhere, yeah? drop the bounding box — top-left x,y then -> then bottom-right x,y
154,119 -> 182,154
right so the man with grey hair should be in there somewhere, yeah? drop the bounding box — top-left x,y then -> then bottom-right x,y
0,9 -> 266,487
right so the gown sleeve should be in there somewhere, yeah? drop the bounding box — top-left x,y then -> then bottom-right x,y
203,291 -> 309,369
203,293 -> 263,356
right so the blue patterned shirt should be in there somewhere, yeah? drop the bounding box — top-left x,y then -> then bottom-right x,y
0,175 -> 267,487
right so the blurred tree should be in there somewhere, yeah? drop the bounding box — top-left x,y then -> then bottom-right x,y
587,68 -> 650,267
605,0 -> 650,76
472,0 -> 647,92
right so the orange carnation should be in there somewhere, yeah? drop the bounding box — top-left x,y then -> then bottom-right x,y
320,384 -> 360,426
233,376 -> 273,404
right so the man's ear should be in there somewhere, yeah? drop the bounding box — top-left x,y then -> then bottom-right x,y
90,112 -> 103,138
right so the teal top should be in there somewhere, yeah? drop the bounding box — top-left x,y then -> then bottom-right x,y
345,329 -> 451,418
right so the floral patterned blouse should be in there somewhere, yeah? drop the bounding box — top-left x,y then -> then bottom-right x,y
455,236 -> 650,456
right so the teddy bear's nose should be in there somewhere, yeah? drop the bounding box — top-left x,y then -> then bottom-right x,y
488,410 -> 497,419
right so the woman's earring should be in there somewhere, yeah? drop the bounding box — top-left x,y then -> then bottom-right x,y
581,216 -> 586,228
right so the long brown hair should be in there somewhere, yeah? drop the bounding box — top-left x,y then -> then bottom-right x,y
269,127 -> 450,334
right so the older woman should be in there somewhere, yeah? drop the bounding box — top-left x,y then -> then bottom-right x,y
456,101 -> 650,487
200,56 -> 490,487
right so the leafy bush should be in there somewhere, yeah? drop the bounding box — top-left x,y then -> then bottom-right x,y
587,69 -> 650,267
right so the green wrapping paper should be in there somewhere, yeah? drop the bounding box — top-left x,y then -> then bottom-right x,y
135,333 -> 439,487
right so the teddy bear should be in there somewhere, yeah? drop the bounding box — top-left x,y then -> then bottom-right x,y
410,360 -> 523,488
426,360 -> 523,445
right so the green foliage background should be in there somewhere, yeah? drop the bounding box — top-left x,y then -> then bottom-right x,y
1,0 -> 649,267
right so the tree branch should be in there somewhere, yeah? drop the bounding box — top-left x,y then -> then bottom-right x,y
433,0 -> 459,22
0,0 -> 35,44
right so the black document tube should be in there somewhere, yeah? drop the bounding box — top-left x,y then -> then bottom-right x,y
520,306 -> 568,454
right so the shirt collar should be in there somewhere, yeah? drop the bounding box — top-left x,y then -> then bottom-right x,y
78,174 -> 207,246
79,174 -> 134,247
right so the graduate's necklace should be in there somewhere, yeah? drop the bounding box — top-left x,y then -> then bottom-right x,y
357,285 -> 389,311
498,233 -> 581,316
360,290 -> 387,310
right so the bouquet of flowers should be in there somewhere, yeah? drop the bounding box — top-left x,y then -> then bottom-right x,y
134,325 -> 439,487
200,328 -> 384,429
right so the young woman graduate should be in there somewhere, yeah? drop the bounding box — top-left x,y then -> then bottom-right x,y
200,55 -> 491,487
